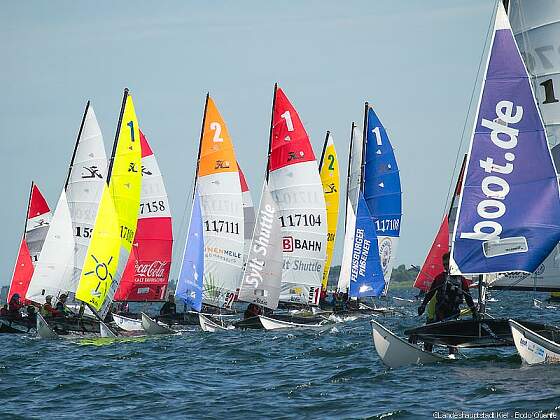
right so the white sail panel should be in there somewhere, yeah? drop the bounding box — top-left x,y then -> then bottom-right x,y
26,191 -> 75,304
348,125 -> 363,213
66,104 -> 108,291
337,197 -> 356,292
238,182 -> 282,309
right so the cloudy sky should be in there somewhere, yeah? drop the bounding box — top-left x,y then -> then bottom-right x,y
0,0 -> 496,285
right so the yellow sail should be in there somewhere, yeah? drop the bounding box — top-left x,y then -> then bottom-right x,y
75,89 -> 142,313
75,185 -> 120,309
319,132 -> 340,291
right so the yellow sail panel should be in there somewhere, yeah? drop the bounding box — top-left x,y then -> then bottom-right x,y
320,133 -> 340,290
110,91 -> 142,254
198,96 -> 237,177
75,185 -> 120,309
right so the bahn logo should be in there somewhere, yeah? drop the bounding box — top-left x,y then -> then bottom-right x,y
282,236 -> 322,253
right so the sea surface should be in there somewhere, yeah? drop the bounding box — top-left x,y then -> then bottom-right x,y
1,288 -> 560,419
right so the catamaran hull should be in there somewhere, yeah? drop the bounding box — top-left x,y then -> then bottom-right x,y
0,317 -> 35,334
371,320 -> 445,369
36,313 -> 60,339
258,315 -> 330,331
199,314 -> 231,332
112,313 -> 143,331
141,312 -> 175,335
405,318 -> 547,348
509,320 -> 560,365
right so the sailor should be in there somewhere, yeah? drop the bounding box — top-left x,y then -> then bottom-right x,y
418,252 -> 478,322
55,294 -> 71,317
243,303 -> 262,319
41,295 -> 59,318
8,294 -> 23,319
159,295 -> 177,317
0,304 -> 8,317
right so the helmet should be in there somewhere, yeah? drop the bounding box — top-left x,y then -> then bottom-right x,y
45,295 -> 53,302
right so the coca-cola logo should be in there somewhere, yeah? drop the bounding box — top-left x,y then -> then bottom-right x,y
135,260 -> 168,278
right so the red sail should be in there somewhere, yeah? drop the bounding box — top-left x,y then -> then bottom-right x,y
7,239 -> 34,304
114,131 -> 173,301
28,184 -> 50,219
413,216 -> 449,292
268,87 -> 316,172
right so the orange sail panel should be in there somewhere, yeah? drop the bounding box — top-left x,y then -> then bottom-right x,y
114,131 -> 173,301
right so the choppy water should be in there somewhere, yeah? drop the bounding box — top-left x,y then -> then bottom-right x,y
1,288 -> 560,419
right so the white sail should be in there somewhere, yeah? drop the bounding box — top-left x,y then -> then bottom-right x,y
337,197 -> 357,292
237,182 -> 283,309
489,1 -> 560,290
25,185 -> 52,266
337,124 -> 363,292
238,164 -> 255,264
65,104 -> 108,292
26,191 -> 75,304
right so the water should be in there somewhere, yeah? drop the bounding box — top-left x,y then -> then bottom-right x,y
1,289 -> 560,419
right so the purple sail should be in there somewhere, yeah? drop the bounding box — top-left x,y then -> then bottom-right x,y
451,4 -> 560,275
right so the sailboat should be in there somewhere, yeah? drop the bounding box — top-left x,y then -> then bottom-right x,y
402,2 -> 560,351
39,89 -> 142,338
502,0 -> 560,364
111,130 -> 173,331
233,84 -> 331,330
168,94 -> 244,333
338,103 -> 402,314
318,131 -> 340,300
1,183 -> 52,333
238,163 -> 256,265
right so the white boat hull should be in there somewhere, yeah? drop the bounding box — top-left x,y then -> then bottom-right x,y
509,319 -> 560,365
258,315 -> 330,331
141,312 -> 174,335
371,320 -> 445,369
199,314 -> 231,332
113,313 -> 143,332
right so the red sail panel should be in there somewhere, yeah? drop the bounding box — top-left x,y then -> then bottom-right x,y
7,239 -> 34,304
413,216 -> 449,292
114,131 -> 173,301
238,162 -> 249,193
268,87 -> 315,172
28,184 -> 50,219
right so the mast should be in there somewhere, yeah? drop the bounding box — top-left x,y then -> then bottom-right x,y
23,181 -> 34,235
447,154 -> 467,219
343,123 -> 355,235
192,93 -> 209,198
107,89 -> 129,185
318,131 -> 330,170
265,83 -> 278,181
64,101 -> 90,190
360,102 -> 369,193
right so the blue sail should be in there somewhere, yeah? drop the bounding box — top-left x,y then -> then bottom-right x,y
363,106 -> 402,237
349,192 -> 385,297
451,4 -> 560,275
175,190 -> 204,311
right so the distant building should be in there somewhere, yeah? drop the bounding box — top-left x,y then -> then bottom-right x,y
0,285 -> 9,303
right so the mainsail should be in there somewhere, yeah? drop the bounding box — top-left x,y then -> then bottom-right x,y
338,124 -> 362,292
451,3 -> 560,275
75,89 -> 142,316
65,102 -> 108,292
114,131 -> 173,301
196,95 -> 244,308
238,163 -> 256,264
319,132 -> 340,291
349,192 -> 385,297
237,182 -> 283,309
8,183 -> 52,303
175,189 -> 204,312
488,0 -> 560,290
362,105 -> 402,293
267,85 -> 327,306
25,191 -> 75,304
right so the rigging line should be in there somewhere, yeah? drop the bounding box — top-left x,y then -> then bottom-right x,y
440,3 -> 498,219
170,175 -> 195,288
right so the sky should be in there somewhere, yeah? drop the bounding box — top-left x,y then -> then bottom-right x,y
0,0 -> 497,286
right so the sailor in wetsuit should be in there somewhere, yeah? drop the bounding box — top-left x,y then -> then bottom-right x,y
418,252 -> 478,322
160,295 -> 177,317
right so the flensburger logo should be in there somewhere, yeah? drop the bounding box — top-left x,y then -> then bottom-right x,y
244,203 -> 275,288
460,100 -> 528,256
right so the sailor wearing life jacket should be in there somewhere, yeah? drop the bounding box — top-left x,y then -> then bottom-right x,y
418,252 -> 478,322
